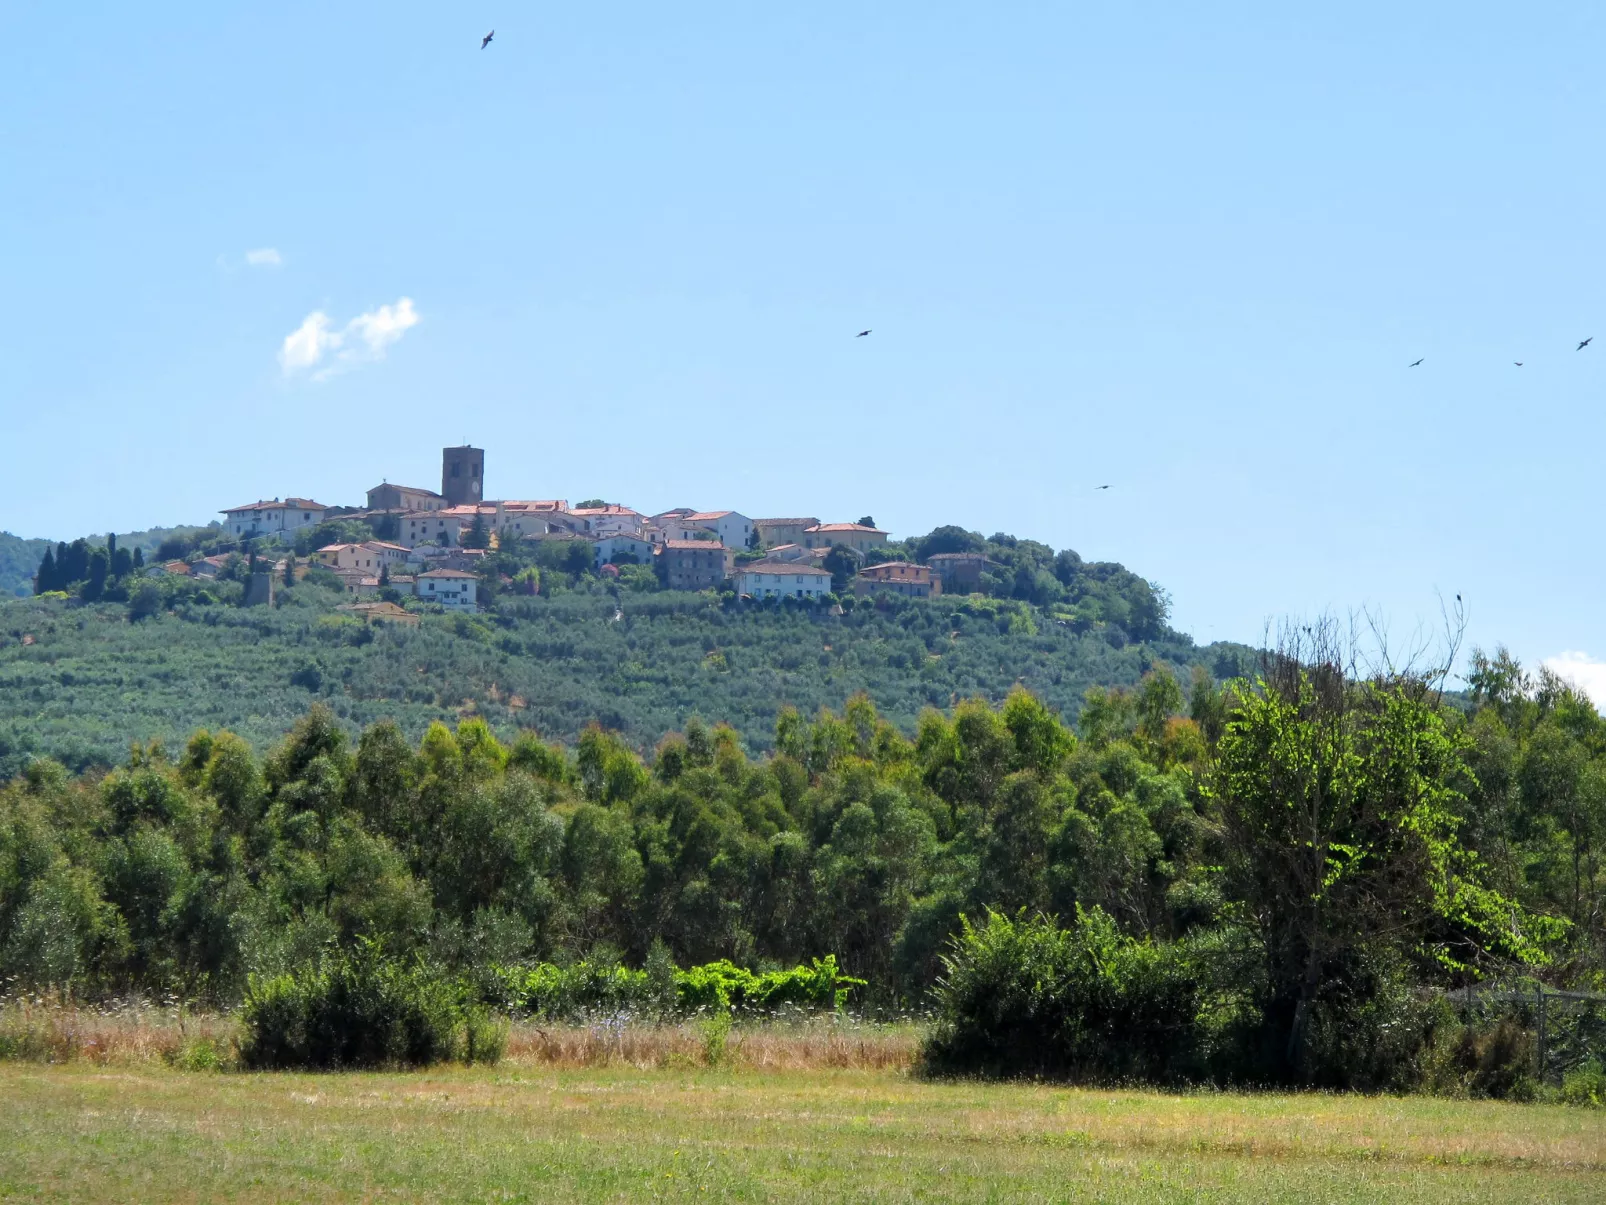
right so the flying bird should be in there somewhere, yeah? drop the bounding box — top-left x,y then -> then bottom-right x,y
481,30 -> 494,49
855,330 -> 871,337
1579,337 -> 1593,350
1514,361 -> 1524,367
1094,485 -> 1110,491
1408,358 -> 1424,367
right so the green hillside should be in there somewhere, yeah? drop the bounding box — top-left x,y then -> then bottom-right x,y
0,533 -> 51,598
2,525 -> 217,598
0,580 -> 1249,775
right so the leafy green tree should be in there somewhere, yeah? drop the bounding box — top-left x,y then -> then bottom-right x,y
128,582 -> 163,622
1211,655 -> 1542,1078
823,545 -> 857,593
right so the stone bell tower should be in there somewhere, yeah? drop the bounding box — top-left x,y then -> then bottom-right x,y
441,445 -> 484,506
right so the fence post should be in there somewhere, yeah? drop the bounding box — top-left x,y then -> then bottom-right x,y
1535,985 -> 1547,1084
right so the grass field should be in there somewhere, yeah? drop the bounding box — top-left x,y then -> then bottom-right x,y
1,1060 -> 1602,1203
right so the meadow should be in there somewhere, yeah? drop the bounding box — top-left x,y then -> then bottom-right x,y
1,1055 -> 1602,1203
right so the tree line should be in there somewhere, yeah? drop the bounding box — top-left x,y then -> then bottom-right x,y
32,535 -> 143,599
3,637 -> 1602,1084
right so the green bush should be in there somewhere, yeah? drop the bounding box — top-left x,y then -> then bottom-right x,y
922,908 -> 1208,1083
490,955 -> 865,1020
490,959 -> 651,1019
1561,1060 -> 1606,1108
675,957 -> 864,1013
241,942 -> 498,1070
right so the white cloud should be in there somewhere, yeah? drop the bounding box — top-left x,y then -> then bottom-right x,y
278,297 -> 419,380
279,311 -> 341,373
347,297 -> 419,354
245,247 -> 283,268
1542,651 -> 1606,708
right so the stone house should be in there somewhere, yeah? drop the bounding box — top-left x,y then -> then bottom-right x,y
658,540 -> 729,591
855,561 -> 937,599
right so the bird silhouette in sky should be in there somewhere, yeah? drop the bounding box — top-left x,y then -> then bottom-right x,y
1094,485 -> 1110,491
1409,358 -> 1424,367
1579,337 -> 1594,350
856,330 -> 871,338
481,30 -> 494,49
1514,361 -> 1524,367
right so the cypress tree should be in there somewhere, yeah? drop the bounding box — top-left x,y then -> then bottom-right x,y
63,539 -> 91,586
35,547 -> 57,593
133,547 -> 144,569
83,548 -> 110,601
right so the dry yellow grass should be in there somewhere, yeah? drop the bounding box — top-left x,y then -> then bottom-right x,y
0,995 -> 239,1067
0,1000 -> 917,1072
504,1016 -> 919,1071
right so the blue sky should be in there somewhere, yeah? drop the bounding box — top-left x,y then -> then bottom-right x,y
3,3 -> 1603,694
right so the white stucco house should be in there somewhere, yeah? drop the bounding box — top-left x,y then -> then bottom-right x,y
221,498 -> 330,538
414,568 -> 479,612
593,533 -> 655,567
732,559 -> 832,600
684,511 -> 754,549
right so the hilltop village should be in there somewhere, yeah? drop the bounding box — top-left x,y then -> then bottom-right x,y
187,446 -> 987,615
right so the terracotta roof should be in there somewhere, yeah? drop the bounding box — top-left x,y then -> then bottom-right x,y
861,561 -> 929,578
361,541 -> 410,553
755,518 -> 819,527
565,505 -> 641,517
418,568 -> 478,579
500,499 -> 566,512
663,539 -> 726,550
684,510 -> 736,521
737,560 -> 831,577
221,498 -> 330,514
318,543 -> 362,553
806,522 -> 886,535
368,483 -> 441,498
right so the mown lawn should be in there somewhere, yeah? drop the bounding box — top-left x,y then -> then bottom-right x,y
1,1065 -> 1602,1203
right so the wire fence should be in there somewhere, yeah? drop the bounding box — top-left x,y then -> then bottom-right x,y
1448,984 -> 1606,1084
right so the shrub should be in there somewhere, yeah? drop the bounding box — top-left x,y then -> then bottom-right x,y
677,957 -> 864,1013
492,960 -> 650,1019
490,955 -> 865,1020
922,908 -> 1207,1083
1561,1060 -> 1606,1108
241,942 -> 497,1069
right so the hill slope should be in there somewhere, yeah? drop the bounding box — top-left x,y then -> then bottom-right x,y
0,533 -> 50,599
0,586 -> 1251,773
